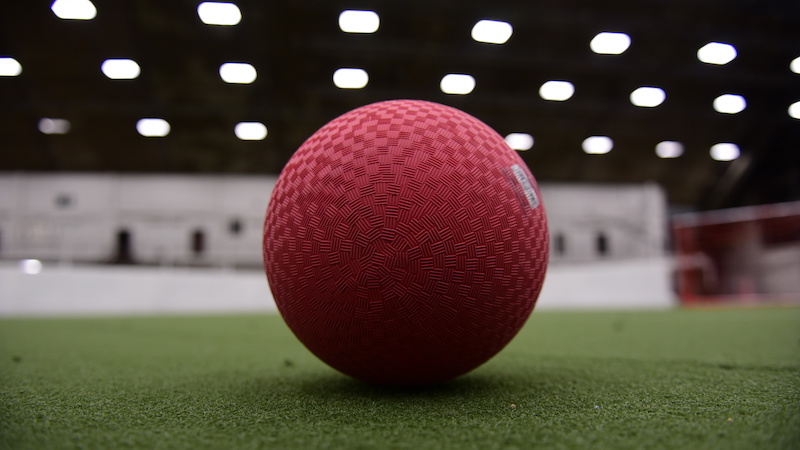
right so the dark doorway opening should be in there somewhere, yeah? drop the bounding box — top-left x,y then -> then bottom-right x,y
191,229 -> 206,256
554,233 -> 566,256
229,218 -> 243,236
113,228 -> 134,264
596,232 -> 609,257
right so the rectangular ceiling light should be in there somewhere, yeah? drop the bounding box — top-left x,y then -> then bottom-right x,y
198,2 -> 241,25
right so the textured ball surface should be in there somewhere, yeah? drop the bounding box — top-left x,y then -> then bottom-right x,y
263,100 -> 548,385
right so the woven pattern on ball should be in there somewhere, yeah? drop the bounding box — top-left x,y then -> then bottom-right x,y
264,100 -> 548,385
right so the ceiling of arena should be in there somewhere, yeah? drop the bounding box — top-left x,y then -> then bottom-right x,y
1,0 -> 799,209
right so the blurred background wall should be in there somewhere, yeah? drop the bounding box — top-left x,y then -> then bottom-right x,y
0,173 -> 665,267
0,173 -> 673,315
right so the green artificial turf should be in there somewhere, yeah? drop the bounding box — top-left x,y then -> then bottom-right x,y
1,308 -> 798,449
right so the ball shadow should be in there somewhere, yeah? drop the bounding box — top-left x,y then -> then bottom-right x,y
241,361 -> 580,407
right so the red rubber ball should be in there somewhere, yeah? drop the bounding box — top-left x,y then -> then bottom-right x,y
263,100 -> 548,385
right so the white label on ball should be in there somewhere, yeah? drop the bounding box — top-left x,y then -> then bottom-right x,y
511,164 -> 539,209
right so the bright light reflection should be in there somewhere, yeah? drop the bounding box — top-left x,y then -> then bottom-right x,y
713,94 -> 746,114
137,118 -> 170,137
101,59 -> 140,79
333,68 -> 369,89
655,141 -> 684,158
582,136 -> 613,154
0,57 -> 22,76
219,63 -> 256,84
197,2 -> 241,25
440,74 -> 475,95
710,143 -> 740,161
38,118 -> 71,135
791,57 -> 800,74
539,80 -> 574,101
505,133 -> 534,151
697,42 -> 737,65
19,259 -> 43,275
788,101 -> 800,119
630,87 -> 666,107
471,20 -> 513,44
234,122 -> 267,140
338,10 -> 379,33
590,32 -> 631,55
51,0 -> 97,20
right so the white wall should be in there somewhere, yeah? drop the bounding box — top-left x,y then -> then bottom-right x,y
540,182 -> 666,262
0,173 -> 276,266
535,256 -> 675,309
0,173 -> 667,267
0,173 -> 675,315
0,257 -> 675,317
0,263 -> 276,317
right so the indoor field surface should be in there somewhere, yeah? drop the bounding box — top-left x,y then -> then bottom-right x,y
1,308 -> 798,449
